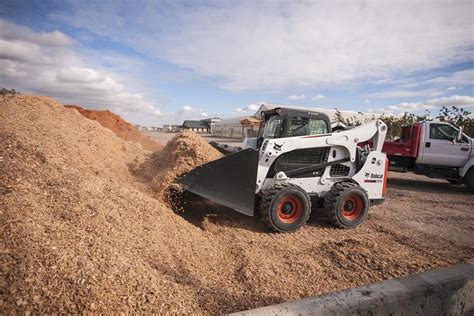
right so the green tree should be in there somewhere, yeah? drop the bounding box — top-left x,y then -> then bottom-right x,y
437,106 -> 473,137
0,88 -> 20,95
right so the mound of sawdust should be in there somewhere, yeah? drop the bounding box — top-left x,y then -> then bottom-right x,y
135,130 -> 222,200
2,94 -> 471,314
0,95 -> 221,313
65,105 -> 162,152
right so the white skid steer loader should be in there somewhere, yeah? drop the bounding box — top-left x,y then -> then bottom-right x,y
178,108 -> 388,232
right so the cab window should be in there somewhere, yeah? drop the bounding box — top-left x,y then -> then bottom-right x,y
288,116 -> 329,137
429,124 -> 458,141
263,116 -> 283,139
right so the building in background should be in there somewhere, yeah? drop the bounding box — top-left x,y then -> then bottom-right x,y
163,124 -> 182,133
182,120 -> 211,133
211,116 -> 245,138
239,116 -> 262,138
202,117 -> 221,131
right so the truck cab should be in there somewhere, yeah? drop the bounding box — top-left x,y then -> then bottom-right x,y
416,121 -> 472,167
383,121 -> 474,191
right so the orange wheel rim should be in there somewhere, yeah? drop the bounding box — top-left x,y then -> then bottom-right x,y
276,196 -> 303,224
341,195 -> 363,220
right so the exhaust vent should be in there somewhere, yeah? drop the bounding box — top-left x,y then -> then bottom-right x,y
330,164 -> 350,177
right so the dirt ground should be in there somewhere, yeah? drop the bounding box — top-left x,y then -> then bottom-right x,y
1,95 -> 473,314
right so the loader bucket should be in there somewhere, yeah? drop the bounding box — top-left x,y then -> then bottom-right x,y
177,148 -> 259,216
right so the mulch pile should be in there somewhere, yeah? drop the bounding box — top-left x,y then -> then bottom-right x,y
1,94 -> 472,314
64,105 -> 162,151
134,130 -> 222,200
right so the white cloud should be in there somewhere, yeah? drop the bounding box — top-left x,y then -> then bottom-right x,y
382,95 -> 474,113
447,86 -> 462,91
0,18 -> 161,123
163,104 -> 212,124
364,99 -> 371,103
424,95 -> 474,107
288,94 -> 305,100
182,105 -> 193,112
247,103 -> 260,111
368,89 -> 445,99
236,103 -> 261,113
312,94 -> 326,100
424,69 -> 473,86
48,1 -> 471,91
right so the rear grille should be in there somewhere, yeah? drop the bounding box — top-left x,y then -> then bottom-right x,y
330,164 -> 350,177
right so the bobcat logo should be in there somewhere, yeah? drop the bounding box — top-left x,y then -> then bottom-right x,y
273,143 -> 283,150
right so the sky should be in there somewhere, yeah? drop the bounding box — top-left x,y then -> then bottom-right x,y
0,0 -> 473,126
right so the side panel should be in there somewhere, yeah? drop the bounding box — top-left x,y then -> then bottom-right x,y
352,151 -> 387,200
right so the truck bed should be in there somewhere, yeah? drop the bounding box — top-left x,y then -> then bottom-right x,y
383,123 -> 422,158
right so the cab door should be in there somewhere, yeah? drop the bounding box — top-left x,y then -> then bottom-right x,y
417,122 -> 471,167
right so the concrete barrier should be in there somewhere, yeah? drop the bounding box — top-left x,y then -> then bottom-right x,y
232,264 -> 473,316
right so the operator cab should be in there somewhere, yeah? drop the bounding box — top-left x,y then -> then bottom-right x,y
257,108 -> 331,148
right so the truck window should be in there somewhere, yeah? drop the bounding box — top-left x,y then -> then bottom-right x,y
429,124 -> 458,141
288,116 -> 329,137
263,116 -> 283,139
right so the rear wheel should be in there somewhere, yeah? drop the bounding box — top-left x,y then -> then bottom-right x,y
464,168 -> 474,192
260,182 -> 311,232
324,182 -> 369,228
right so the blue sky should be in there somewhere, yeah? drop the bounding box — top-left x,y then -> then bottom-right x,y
0,0 -> 473,126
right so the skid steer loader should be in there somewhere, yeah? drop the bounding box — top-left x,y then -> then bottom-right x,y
178,108 -> 388,232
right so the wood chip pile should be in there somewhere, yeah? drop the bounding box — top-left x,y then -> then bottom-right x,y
64,104 -> 162,151
1,94 -> 472,314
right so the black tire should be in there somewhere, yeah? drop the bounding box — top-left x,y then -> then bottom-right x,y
324,182 -> 369,229
464,168 -> 474,192
447,179 -> 460,185
260,182 -> 311,232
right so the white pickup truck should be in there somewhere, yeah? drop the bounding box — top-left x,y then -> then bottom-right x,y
383,121 -> 473,191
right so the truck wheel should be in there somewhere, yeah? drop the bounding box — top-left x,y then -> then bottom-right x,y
464,168 -> 474,192
324,182 -> 369,229
260,182 -> 311,232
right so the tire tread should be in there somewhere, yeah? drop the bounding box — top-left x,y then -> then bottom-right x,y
323,182 -> 367,228
260,182 -> 311,232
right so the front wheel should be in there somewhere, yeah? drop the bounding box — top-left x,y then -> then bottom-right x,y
324,182 -> 369,228
464,168 -> 474,192
260,182 -> 311,232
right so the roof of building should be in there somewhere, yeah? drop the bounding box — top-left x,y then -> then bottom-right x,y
213,116 -> 247,124
240,116 -> 262,124
182,120 -> 210,129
